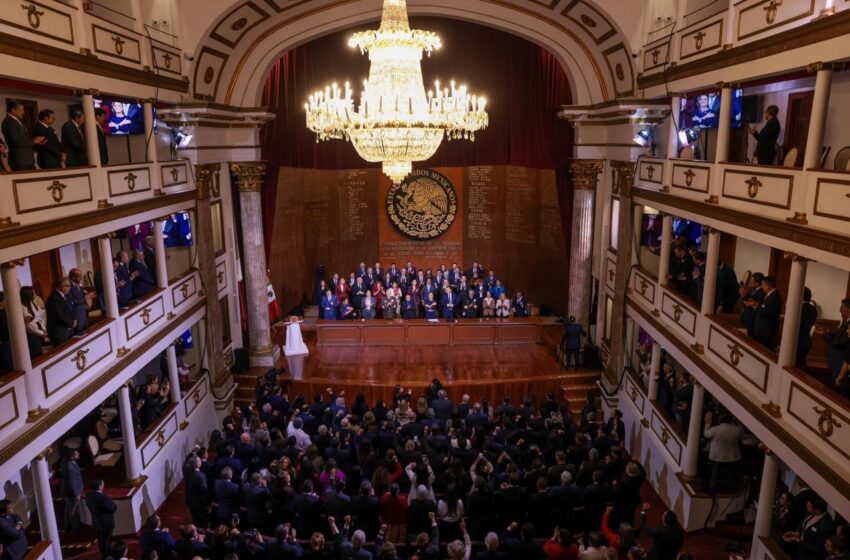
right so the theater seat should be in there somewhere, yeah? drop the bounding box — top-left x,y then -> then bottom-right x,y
87,435 -> 121,468
95,420 -> 123,452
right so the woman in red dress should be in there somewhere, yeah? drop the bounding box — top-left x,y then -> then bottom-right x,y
372,280 -> 385,319
335,278 -> 349,305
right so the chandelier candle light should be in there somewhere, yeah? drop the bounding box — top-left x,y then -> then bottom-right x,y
305,0 -> 489,184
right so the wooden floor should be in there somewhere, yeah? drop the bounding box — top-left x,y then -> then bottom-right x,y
239,323 -> 602,414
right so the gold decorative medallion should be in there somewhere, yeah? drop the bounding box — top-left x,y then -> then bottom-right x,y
386,169 -> 457,240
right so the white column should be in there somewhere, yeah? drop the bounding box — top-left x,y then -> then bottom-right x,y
658,213 -> 673,286
232,163 -> 279,367
117,383 -> 143,483
648,342 -> 662,400
670,0 -> 688,62
71,0 -> 92,52
129,0 -> 152,68
667,95 -> 682,160
152,219 -> 168,289
568,161 -> 603,330
778,256 -> 808,367
725,0 -> 737,46
803,64 -> 834,170
683,384 -> 705,479
165,344 -> 182,403
187,209 -> 198,269
143,102 -> 158,164
0,264 -> 35,404
701,229 -> 721,315
714,84 -> 733,165
632,204 -> 643,266
32,449 -> 62,559
97,237 -> 119,320
80,92 -> 101,168
752,452 -> 779,553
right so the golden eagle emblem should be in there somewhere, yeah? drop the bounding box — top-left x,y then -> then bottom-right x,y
387,170 -> 457,240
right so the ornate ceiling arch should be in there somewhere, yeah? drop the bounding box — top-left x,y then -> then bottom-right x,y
190,0 -> 636,108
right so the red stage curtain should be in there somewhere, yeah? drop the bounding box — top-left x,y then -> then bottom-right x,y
260,17 -> 574,257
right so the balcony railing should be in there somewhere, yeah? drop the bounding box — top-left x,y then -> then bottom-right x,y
639,0 -> 844,76
634,157 -> 850,239
0,268 -> 205,444
0,161 -> 195,253
623,263 -> 850,495
2,1 -> 184,77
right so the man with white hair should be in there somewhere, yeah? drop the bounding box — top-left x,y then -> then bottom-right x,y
446,519 -> 472,560
475,532 -> 508,560
287,415 -> 312,450
431,388 -> 454,420
457,394 -> 472,418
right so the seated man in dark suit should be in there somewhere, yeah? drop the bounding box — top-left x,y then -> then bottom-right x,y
46,276 -> 76,346
33,108 -> 63,169
61,108 -> 87,167
130,250 -> 156,300
753,276 -> 782,349
2,100 -> 40,171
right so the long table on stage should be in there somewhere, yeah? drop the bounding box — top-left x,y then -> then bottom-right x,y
315,317 -> 542,348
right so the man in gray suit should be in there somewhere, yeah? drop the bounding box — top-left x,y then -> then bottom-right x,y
0,499 -> 27,560
61,448 -> 84,531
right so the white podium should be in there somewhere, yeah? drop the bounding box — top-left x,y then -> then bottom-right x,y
283,316 -> 309,357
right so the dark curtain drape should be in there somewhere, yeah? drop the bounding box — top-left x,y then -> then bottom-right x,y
260,17 -> 574,256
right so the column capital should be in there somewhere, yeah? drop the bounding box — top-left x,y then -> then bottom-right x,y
807,61 -> 841,73
36,447 -> 53,461
783,251 -> 809,263
1,259 -> 26,269
74,88 -> 100,97
703,225 -> 720,234
568,159 -> 604,190
230,161 -> 268,193
194,163 -> 222,200
610,161 -> 635,196
715,81 -> 729,89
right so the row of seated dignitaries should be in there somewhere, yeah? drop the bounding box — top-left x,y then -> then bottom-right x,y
315,262 -> 530,320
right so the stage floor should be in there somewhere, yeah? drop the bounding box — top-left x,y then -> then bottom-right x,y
242,322 -> 603,413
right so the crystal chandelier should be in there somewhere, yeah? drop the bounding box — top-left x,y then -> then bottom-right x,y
305,0 -> 489,184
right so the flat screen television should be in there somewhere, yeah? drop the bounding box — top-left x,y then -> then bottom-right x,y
163,212 -> 193,247
93,98 -> 145,135
679,89 -> 744,129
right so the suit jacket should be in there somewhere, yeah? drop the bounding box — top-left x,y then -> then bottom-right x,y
96,125 -> 108,165
214,479 -> 241,520
85,490 -> 117,530
797,513 -> 836,560
2,115 -> 34,170
430,398 -> 454,420
61,120 -> 87,167
513,296 -> 528,317
754,290 -> 782,341
824,318 -> 850,377
116,263 -> 133,306
61,459 -> 84,497
33,121 -> 62,169
322,295 -> 339,319
46,290 -> 74,345
184,469 -> 209,509
130,259 -> 156,298
753,117 -> 780,165
69,282 -> 89,331
242,483 -> 270,526
642,523 -> 684,560
175,537 -> 209,560
0,513 -> 27,560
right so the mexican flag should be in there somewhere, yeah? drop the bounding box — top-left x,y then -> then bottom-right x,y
268,277 -> 281,322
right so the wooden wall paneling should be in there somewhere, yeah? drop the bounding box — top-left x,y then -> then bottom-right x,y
718,232 -> 737,268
